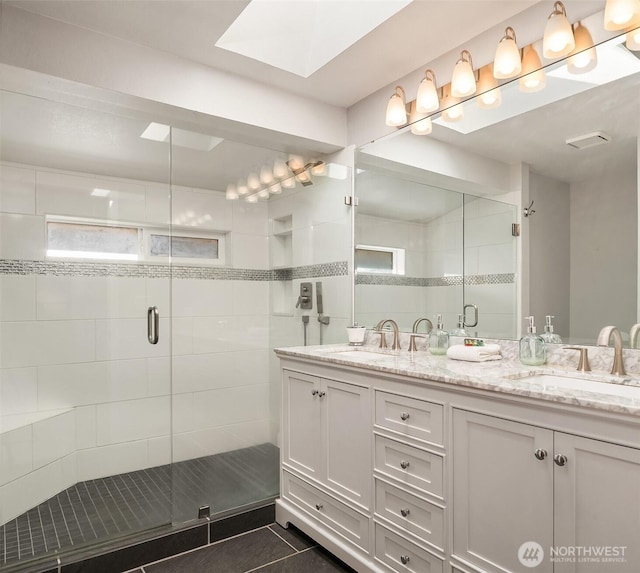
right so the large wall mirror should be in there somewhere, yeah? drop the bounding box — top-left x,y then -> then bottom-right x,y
355,29 -> 639,346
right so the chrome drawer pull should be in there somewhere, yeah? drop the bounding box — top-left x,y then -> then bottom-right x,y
400,508 -> 410,517
318,391 -> 326,398
554,453 -> 568,467
400,412 -> 410,421
534,448 -> 548,461
315,503 -> 323,510
311,389 -> 319,396
400,555 -> 410,565
400,460 -> 410,470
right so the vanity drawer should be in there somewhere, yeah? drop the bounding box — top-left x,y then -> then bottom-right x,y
374,434 -> 444,499
282,471 -> 369,550
374,522 -> 444,573
375,478 -> 444,551
375,391 -> 444,446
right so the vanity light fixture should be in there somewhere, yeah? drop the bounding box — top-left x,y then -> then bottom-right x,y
269,182 -> 282,194
247,171 -> 261,191
260,166 -> 274,185
416,69 -> 440,113
237,179 -> 249,196
604,0 -> 640,30
543,2 -> 575,59
257,188 -> 270,199
627,25 -> 640,50
567,22 -> 598,73
281,176 -> 296,189
519,45 -> 547,92
477,65 -> 502,109
273,158 -> 289,179
311,162 -> 327,176
385,86 -> 407,126
408,101 -> 433,135
245,194 -> 258,203
225,184 -> 239,200
493,27 -> 522,79
440,86 -> 464,122
451,50 -> 477,97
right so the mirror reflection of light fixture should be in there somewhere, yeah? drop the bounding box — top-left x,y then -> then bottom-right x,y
269,182 -> 282,194
385,85 -> 407,126
408,101 -> 433,135
311,162 -> 327,176
627,26 -> 640,50
237,179 -> 249,196
257,188 -> 270,199
247,172 -> 260,190
273,158 -> 288,178
245,194 -> 258,203
567,22 -> 598,73
604,0 -> 640,30
226,184 -> 239,200
281,177 -> 296,189
477,65 -> 502,109
441,86 -> 464,122
416,69 -> 440,113
451,50 -> 476,97
493,27 -> 522,79
260,166 -> 274,185
519,45 -> 547,92
543,1 -> 575,59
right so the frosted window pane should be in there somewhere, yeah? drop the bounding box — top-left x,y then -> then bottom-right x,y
47,222 -> 138,254
150,235 -> 219,259
356,249 -> 393,272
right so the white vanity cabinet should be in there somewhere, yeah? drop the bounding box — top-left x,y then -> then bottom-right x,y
452,409 -> 640,573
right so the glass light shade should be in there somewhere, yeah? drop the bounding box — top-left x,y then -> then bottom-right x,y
247,172 -> 260,190
477,66 -> 502,109
451,50 -> 476,98
416,70 -> 439,113
408,101 -> 432,135
543,2 -> 575,59
237,180 -> 249,196
257,188 -> 270,199
627,27 -> 640,50
282,177 -> 296,188
604,0 -> 640,30
519,45 -> 546,93
441,92 -> 464,122
493,27 -> 522,79
269,182 -> 282,194
311,162 -> 326,176
273,158 -> 288,179
288,155 -> 304,171
567,23 -> 597,74
225,184 -> 239,200
245,194 -> 258,203
295,171 -> 311,185
385,86 -> 407,126
260,166 -> 274,185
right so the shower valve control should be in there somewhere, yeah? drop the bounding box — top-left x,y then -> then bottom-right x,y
296,282 -> 313,309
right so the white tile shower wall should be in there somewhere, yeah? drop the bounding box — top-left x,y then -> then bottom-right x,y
0,161 -> 275,521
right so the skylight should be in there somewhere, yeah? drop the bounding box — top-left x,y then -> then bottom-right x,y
215,0 -> 412,78
141,123 -> 224,152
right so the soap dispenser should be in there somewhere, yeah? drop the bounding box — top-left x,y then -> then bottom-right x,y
429,314 -> 449,355
541,315 -> 562,344
450,314 -> 468,337
519,316 -> 547,365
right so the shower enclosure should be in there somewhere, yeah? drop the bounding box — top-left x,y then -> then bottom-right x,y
0,77 -> 354,570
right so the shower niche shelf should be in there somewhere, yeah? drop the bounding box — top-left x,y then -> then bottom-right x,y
270,215 -> 293,269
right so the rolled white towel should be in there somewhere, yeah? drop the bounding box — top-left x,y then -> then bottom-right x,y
446,344 -> 502,362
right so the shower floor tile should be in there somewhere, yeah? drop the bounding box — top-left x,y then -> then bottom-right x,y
0,443 -> 279,568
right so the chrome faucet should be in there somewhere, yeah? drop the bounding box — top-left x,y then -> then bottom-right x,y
596,326 -> 626,376
375,319 -> 401,351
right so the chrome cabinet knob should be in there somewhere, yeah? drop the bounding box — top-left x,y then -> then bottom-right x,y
400,412 -> 410,421
400,508 -> 410,517
400,555 -> 410,565
315,503 -> 323,510
311,389 -> 319,396
400,460 -> 410,470
554,454 -> 568,467
318,391 -> 326,398
534,448 -> 548,461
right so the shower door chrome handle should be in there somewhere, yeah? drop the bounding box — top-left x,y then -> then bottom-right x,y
147,306 -> 159,345
463,303 -> 479,328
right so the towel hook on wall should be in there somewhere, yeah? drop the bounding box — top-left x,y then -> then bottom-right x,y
523,200 -> 536,217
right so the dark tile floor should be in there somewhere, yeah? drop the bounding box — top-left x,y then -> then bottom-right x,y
0,444 -> 279,568
138,524 -> 355,573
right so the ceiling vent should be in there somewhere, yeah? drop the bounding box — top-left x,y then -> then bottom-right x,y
566,131 -> 611,150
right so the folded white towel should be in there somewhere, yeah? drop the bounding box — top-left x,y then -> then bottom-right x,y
446,344 -> 502,362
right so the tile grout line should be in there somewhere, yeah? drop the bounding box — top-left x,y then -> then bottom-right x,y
243,546 -> 317,573
267,525 -> 306,553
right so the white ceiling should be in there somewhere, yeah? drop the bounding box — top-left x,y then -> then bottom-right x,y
6,0 -> 540,108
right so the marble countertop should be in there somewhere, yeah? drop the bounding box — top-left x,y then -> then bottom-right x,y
275,344 -> 640,417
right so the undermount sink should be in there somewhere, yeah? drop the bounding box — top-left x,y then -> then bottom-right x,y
509,373 -> 640,399
327,348 -> 392,360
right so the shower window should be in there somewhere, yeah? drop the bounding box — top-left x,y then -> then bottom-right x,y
149,234 -> 221,262
355,244 -> 405,274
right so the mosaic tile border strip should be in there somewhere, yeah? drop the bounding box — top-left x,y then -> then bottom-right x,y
0,259 -> 349,281
356,272 -> 515,287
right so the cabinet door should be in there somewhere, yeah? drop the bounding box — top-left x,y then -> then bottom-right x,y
323,378 -> 371,509
452,409 -> 554,573
554,433 -> 640,573
282,370 -> 322,479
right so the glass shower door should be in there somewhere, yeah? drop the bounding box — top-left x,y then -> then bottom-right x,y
0,88 -> 174,568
